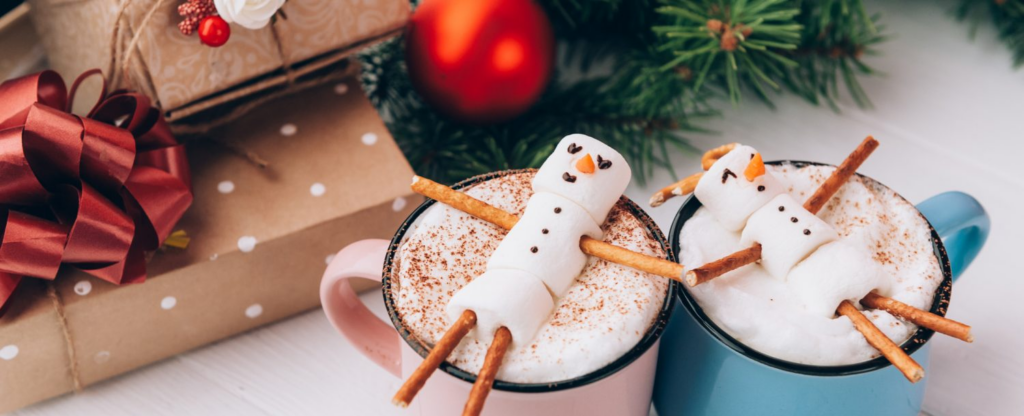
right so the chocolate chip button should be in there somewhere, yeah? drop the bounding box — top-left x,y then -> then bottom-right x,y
541,228 -> 549,234
554,207 -> 562,214
791,217 -> 798,223
757,185 -> 766,192
530,246 -> 539,253
778,206 -> 785,212
803,229 -> 811,235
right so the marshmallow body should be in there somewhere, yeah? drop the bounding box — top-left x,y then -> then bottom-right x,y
741,194 -> 839,279
533,134 -> 631,224
694,145 -> 785,232
447,269 -> 555,346
488,192 -> 603,297
788,239 -> 890,318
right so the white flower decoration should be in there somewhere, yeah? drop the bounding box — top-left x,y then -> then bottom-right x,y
213,0 -> 285,30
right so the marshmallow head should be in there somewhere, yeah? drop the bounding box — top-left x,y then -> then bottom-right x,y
694,145 -> 785,232
788,239 -> 890,318
447,269 -> 555,346
741,194 -> 840,279
488,192 -> 603,297
533,134 -> 632,224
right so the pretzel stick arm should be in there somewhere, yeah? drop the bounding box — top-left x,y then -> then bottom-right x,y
804,136 -> 880,214
462,327 -> 513,416
392,310 -> 477,407
860,292 -> 973,343
650,172 -> 703,207
685,244 -> 762,287
837,300 -> 924,383
412,175 -> 686,282
412,176 -> 519,230
701,143 -> 738,170
580,236 -> 686,283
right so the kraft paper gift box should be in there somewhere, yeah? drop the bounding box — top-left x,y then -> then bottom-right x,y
0,75 -> 421,412
27,0 -> 410,128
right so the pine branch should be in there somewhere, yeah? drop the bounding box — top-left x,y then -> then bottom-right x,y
956,0 -> 1024,68
359,0 -> 886,184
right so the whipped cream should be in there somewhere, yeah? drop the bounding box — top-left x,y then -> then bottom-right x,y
680,164 -> 942,365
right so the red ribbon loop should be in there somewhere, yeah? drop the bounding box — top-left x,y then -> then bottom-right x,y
0,70 -> 193,308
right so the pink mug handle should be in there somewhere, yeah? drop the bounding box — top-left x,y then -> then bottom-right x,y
320,239 -> 401,377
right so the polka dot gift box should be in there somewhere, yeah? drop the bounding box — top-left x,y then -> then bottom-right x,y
0,79 -> 420,412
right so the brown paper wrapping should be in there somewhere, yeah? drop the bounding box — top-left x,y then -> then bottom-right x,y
0,75 -> 421,412
26,0 -> 410,126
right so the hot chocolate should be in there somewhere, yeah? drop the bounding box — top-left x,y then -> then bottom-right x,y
391,171 -> 669,383
679,163 -> 943,366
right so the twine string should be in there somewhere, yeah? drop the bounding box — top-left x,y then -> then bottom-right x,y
45,282 -> 83,392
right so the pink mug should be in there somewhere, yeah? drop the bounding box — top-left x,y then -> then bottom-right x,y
319,170 -> 679,416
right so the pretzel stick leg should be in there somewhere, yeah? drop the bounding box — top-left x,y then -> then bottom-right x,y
411,175 -> 686,282
860,292 -> 973,343
650,172 -> 703,207
392,310 -> 477,407
462,327 -> 513,416
837,300 -> 924,383
804,136 -> 880,214
685,244 -> 762,287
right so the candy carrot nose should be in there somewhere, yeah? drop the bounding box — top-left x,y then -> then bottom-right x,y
744,153 -> 765,181
576,154 -> 596,174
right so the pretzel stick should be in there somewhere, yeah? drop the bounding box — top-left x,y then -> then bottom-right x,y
412,176 -> 686,283
803,136 -> 879,214
649,172 -> 703,207
860,292 -> 973,343
701,143 -> 738,170
837,300 -> 924,383
462,327 -> 513,416
392,310 -> 478,408
684,244 -> 761,286
579,237 -> 685,282
412,176 -> 518,230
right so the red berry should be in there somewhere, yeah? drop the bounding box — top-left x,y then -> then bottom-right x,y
198,15 -> 230,47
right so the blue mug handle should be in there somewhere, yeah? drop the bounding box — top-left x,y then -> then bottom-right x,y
916,191 -> 990,282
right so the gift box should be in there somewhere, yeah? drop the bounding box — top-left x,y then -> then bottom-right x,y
27,0 -> 410,128
0,70 -> 420,411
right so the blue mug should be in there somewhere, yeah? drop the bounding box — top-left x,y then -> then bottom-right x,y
653,161 -> 990,416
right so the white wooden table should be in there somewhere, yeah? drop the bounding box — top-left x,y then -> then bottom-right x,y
12,1 -> 1023,415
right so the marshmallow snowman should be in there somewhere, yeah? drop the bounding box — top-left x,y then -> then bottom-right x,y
741,193 -> 840,280
448,134 -> 633,345
694,145 -> 785,232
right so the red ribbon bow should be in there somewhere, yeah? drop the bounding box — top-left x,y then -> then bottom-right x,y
0,70 -> 193,309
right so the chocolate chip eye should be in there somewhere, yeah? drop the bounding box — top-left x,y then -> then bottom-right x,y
791,217 -> 799,223
750,153 -> 755,159
562,172 -> 577,183
554,207 -> 562,214
803,229 -> 811,235
778,206 -> 785,212
597,155 -> 612,169
757,185 -> 766,192
530,246 -> 539,253
721,169 -> 737,184
567,143 -> 582,154
541,228 -> 549,234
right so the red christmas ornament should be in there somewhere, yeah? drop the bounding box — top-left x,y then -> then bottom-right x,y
198,15 -> 231,47
404,0 -> 555,123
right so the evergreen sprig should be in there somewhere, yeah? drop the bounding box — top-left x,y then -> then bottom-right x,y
361,0 -> 886,185
956,0 -> 1024,68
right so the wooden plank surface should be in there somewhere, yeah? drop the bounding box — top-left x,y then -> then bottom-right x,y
11,1 -> 1022,415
